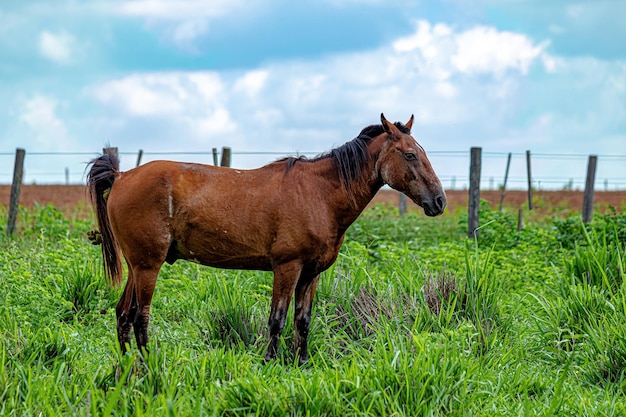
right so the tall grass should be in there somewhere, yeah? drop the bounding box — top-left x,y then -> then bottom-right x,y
1,203 -> 626,415
463,239 -> 500,353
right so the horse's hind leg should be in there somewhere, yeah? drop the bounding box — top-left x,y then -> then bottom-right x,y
294,273 -> 320,365
116,267 -> 138,354
131,265 -> 161,354
264,261 -> 302,362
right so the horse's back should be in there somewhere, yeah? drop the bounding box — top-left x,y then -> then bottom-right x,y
106,158 -> 344,273
106,160 -> 286,269
107,159 -> 280,232
109,160 -> 272,205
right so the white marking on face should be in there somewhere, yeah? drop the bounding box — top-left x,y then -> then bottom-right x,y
168,193 -> 173,218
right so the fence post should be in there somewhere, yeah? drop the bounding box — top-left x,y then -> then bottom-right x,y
582,155 -> 597,223
399,193 -> 407,216
526,150 -> 533,210
136,149 -> 143,167
220,147 -> 231,167
7,148 -> 26,237
499,152 -> 512,211
468,147 -> 481,238
212,148 -> 218,166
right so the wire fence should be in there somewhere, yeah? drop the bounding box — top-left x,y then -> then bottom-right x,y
1,149 -> 626,191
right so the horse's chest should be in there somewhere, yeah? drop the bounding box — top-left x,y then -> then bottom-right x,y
298,235 -> 343,273
314,247 -> 341,272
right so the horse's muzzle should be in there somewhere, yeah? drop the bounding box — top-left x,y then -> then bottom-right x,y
422,194 -> 447,216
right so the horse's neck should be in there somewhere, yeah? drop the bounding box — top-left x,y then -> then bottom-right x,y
334,137 -> 385,227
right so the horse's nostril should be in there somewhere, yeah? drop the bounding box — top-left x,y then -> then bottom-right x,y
435,195 -> 446,211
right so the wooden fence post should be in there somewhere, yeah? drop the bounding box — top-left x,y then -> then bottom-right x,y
526,150 -> 533,211
220,147 -> 231,167
399,193 -> 407,216
468,147 -> 482,238
7,148 -> 26,237
212,148 -> 218,166
499,152 -> 512,211
136,149 -> 143,167
582,155 -> 597,223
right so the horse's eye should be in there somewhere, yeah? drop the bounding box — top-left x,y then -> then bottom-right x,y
404,153 -> 417,161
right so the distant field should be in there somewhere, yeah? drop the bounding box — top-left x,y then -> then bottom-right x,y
1,185 -> 625,217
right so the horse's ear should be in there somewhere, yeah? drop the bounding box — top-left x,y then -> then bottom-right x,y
405,114 -> 414,131
381,113 -> 399,136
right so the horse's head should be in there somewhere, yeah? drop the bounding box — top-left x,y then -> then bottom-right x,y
376,113 -> 447,216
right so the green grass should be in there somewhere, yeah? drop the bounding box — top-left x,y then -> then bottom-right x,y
1,203 -> 626,415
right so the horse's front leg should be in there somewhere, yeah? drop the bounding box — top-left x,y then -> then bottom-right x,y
264,261 -> 302,362
294,273 -> 320,365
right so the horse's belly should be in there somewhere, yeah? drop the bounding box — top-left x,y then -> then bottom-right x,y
190,253 -> 272,271
171,232 -> 272,271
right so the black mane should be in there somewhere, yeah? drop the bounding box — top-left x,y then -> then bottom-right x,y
282,122 -> 409,172
280,121 -> 410,202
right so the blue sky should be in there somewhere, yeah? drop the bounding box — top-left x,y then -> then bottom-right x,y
1,0 -> 625,189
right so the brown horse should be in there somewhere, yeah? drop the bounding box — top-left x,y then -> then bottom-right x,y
87,113 -> 446,364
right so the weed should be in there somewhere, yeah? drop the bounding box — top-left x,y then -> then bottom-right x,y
423,267 -> 458,317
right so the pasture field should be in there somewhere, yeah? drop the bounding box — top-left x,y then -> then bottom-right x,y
1,201 -> 626,416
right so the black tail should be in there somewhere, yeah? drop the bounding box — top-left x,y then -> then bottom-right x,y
87,153 -> 123,287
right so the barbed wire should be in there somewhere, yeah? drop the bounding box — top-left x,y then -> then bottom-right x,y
1,149 -> 626,190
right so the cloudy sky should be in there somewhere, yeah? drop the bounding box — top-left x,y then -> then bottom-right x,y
1,0 -> 625,189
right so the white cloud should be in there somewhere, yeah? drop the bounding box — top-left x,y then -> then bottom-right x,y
452,26 -> 546,75
19,95 -> 70,149
20,96 -> 64,132
393,20 -> 554,78
86,18 -> 618,187
38,30 -> 76,64
88,71 -> 238,147
114,0 -> 247,45
434,81 -> 457,98
86,20 -> 555,154
187,72 -> 224,100
2,0 -> 623,187
90,73 -> 218,116
116,0 -> 241,20
187,107 -> 237,137
234,70 -> 269,98
393,21 -> 452,52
